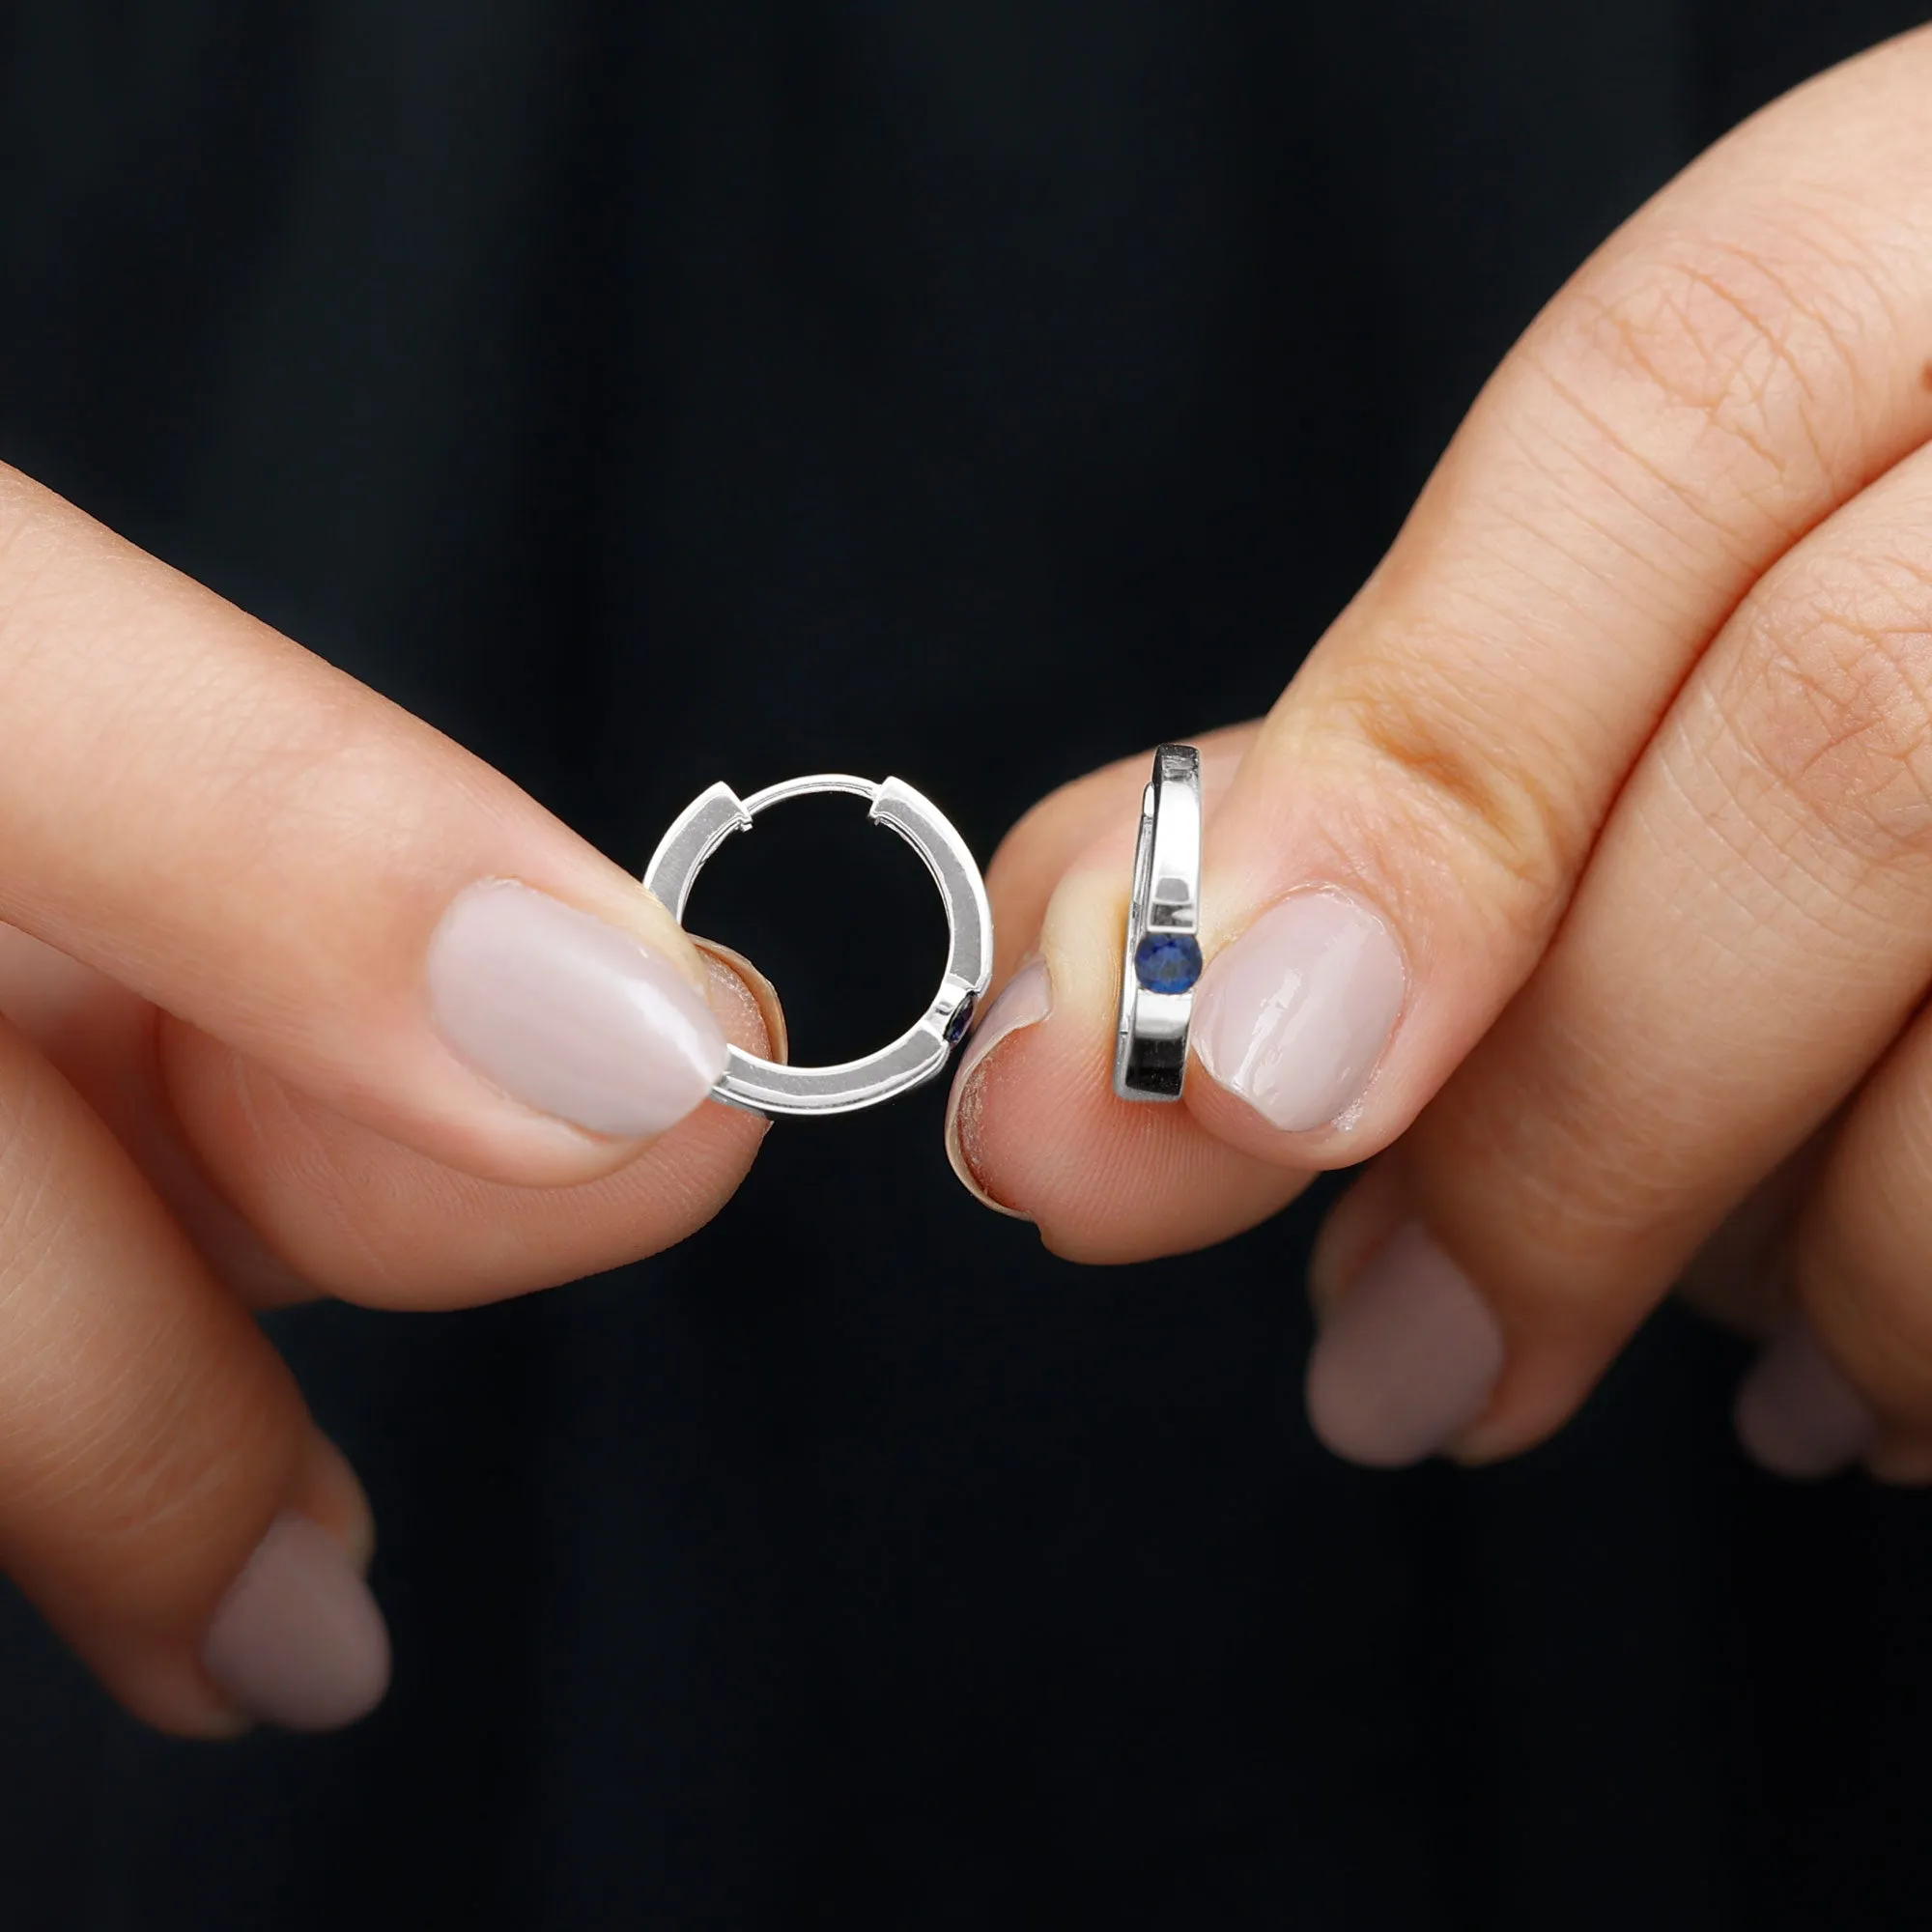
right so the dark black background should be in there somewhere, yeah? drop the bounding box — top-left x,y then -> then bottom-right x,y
1,3 -> 1930,1926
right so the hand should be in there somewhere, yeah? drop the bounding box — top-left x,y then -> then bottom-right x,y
948,27 -> 1932,1482
0,467 -> 776,1732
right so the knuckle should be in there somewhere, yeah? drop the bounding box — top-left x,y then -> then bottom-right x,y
1546,225 -> 1882,515
1327,629 -> 1582,923
1721,548 -> 1932,867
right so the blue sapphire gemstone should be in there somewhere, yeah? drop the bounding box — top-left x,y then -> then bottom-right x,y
944,992 -> 978,1045
1134,931 -> 1202,994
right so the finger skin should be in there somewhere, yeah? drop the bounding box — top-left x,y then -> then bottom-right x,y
1791,1000 -> 1932,1467
0,921 -> 778,1312
0,922 -> 312,1303
0,1010 -> 352,1734
947,730 -> 1296,1257
156,950 -> 775,1308
0,468 -> 727,1188
1672,1132 -> 1833,1339
952,866 -> 1302,1261
1181,26 -> 1932,1172
967,27 -> 1932,1267
978,725 -> 1258,981
1357,436 -> 1932,1460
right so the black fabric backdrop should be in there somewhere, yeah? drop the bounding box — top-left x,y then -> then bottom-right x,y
1,4 -> 1930,1927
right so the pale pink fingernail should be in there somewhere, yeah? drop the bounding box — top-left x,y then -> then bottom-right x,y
428,880 -> 726,1138
1734,1321 -> 1874,1480
944,958 -> 1051,1217
201,1514 -> 391,1732
1306,1222 -> 1504,1467
1193,888 -> 1406,1132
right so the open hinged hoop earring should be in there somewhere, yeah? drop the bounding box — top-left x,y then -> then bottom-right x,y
1114,744 -> 1202,1102
643,774 -> 993,1119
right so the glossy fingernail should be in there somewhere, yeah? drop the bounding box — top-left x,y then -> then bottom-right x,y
945,958 -> 1052,1218
429,879 -> 726,1138
1193,888 -> 1406,1132
1734,1321 -> 1874,1480
1306,1221 -> 1504,1467
201,1514 -> 391,1731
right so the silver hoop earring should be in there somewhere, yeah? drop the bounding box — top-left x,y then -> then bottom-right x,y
1114,744 -> 1202,1102
644,773 -> 993,1119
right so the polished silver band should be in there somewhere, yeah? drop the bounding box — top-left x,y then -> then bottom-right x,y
643,773 -> 993,1119
1114,744 -> 1203,1102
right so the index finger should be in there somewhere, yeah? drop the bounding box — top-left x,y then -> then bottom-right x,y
958,27 -> 1932,1251
0,468 -> 730,1186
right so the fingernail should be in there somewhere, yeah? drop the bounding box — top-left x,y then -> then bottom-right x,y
1193,888 -> 1406,1133
945,958 -> 1052,1218
1305,1221 -> 1504,1467
428,879 -> 727,1138
201,1514 -> 392,1731
1734,1321 -> 1874,1480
